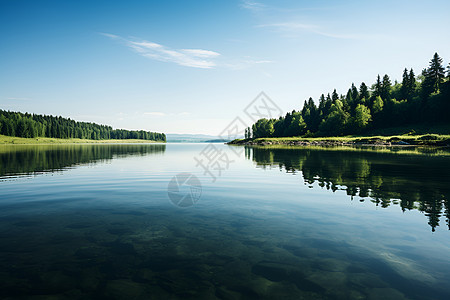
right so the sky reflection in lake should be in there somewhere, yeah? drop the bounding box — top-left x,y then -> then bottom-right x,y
0,144 -> 449,299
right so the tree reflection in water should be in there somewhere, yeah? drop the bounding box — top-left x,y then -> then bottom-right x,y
247,146 -> 450,232
0,144 -> 166,179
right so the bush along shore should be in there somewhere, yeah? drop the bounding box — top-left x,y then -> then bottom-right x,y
228,134 -> 450,147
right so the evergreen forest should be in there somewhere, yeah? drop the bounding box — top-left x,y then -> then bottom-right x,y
247,53 -> 450,138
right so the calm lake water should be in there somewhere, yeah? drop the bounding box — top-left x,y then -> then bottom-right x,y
0,143 -> 449,299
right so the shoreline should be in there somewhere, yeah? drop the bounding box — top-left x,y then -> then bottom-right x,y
0,135 -> 165,145
228,134 -> 450,147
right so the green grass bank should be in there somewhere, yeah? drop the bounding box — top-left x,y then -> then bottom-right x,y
0,134 -> 164,145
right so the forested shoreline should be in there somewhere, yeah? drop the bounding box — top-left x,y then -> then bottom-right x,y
0,110 -> 166,142
247,53 -> 450,139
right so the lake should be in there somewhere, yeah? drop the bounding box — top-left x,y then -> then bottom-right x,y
0,143 -> 449,299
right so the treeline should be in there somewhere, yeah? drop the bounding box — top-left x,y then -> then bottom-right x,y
247,53 -> 450,138
0,110 -> 166,141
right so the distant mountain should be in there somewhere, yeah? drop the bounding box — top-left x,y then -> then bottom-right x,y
166,133 -> 241,143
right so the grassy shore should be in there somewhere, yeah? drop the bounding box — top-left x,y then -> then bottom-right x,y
0,134 -> 164,145
229,134 -> 450,147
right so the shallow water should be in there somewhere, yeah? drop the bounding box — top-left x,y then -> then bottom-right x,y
0,143 -> 449,299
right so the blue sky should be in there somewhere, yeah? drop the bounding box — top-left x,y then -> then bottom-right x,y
1,0 -> 449,134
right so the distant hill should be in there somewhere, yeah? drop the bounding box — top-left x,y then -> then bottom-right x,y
166,133 -> 241,143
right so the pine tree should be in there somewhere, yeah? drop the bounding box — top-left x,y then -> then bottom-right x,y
323,93 -> 332,116
351,83 -> 359,101
373,75 -> 382,97
381,74 -> 392,100
400,68 -> 409,100
408,68 -> 416,99
346,88 -> 353,103
301,100 -> 309,116
318,94 -> 325,108
332,89 -> 339,103
421,68 -> 434,98
359,82 -> 370,102
426,52 -> 445,93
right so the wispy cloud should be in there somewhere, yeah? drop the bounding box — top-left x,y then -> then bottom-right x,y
102,33 -> 270,69
100,32 -> 120,39
101,34 -> 220,69
240,0 -> 266,12
180,49 -> 221,58
259,22 -> 363,40
242,2 -> 383,41
128,40 -> 220,68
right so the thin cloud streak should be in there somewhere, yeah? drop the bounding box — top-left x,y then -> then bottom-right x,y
240,0 -> 266,12
260,22 -> 384,40
102,34 -> 219,69
102,33 -> 270,69
242,2 -> 386,41
128,40 -> 219,69
181,49 -> 221,58
99,32 -> 120,39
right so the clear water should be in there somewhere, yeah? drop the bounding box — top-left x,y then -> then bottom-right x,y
0,143 -> 449,299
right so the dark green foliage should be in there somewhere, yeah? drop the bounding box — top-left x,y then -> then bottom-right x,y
0,110 -> 166,141
250,53 -> 450,138
427,52 -> 445,93
373,75 -> 382,97
351,83 -> 359,102
401,68 -> 409,100
318,100 -> 349,136
245,127 -> 252,139
331,89 -> 339,102
421,68 -> 434,99
407,69 -> 416,100
302,98 -> 320,132
381,74 -> 392,100
285,112 -> 306,136
359,82 -> 370,102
